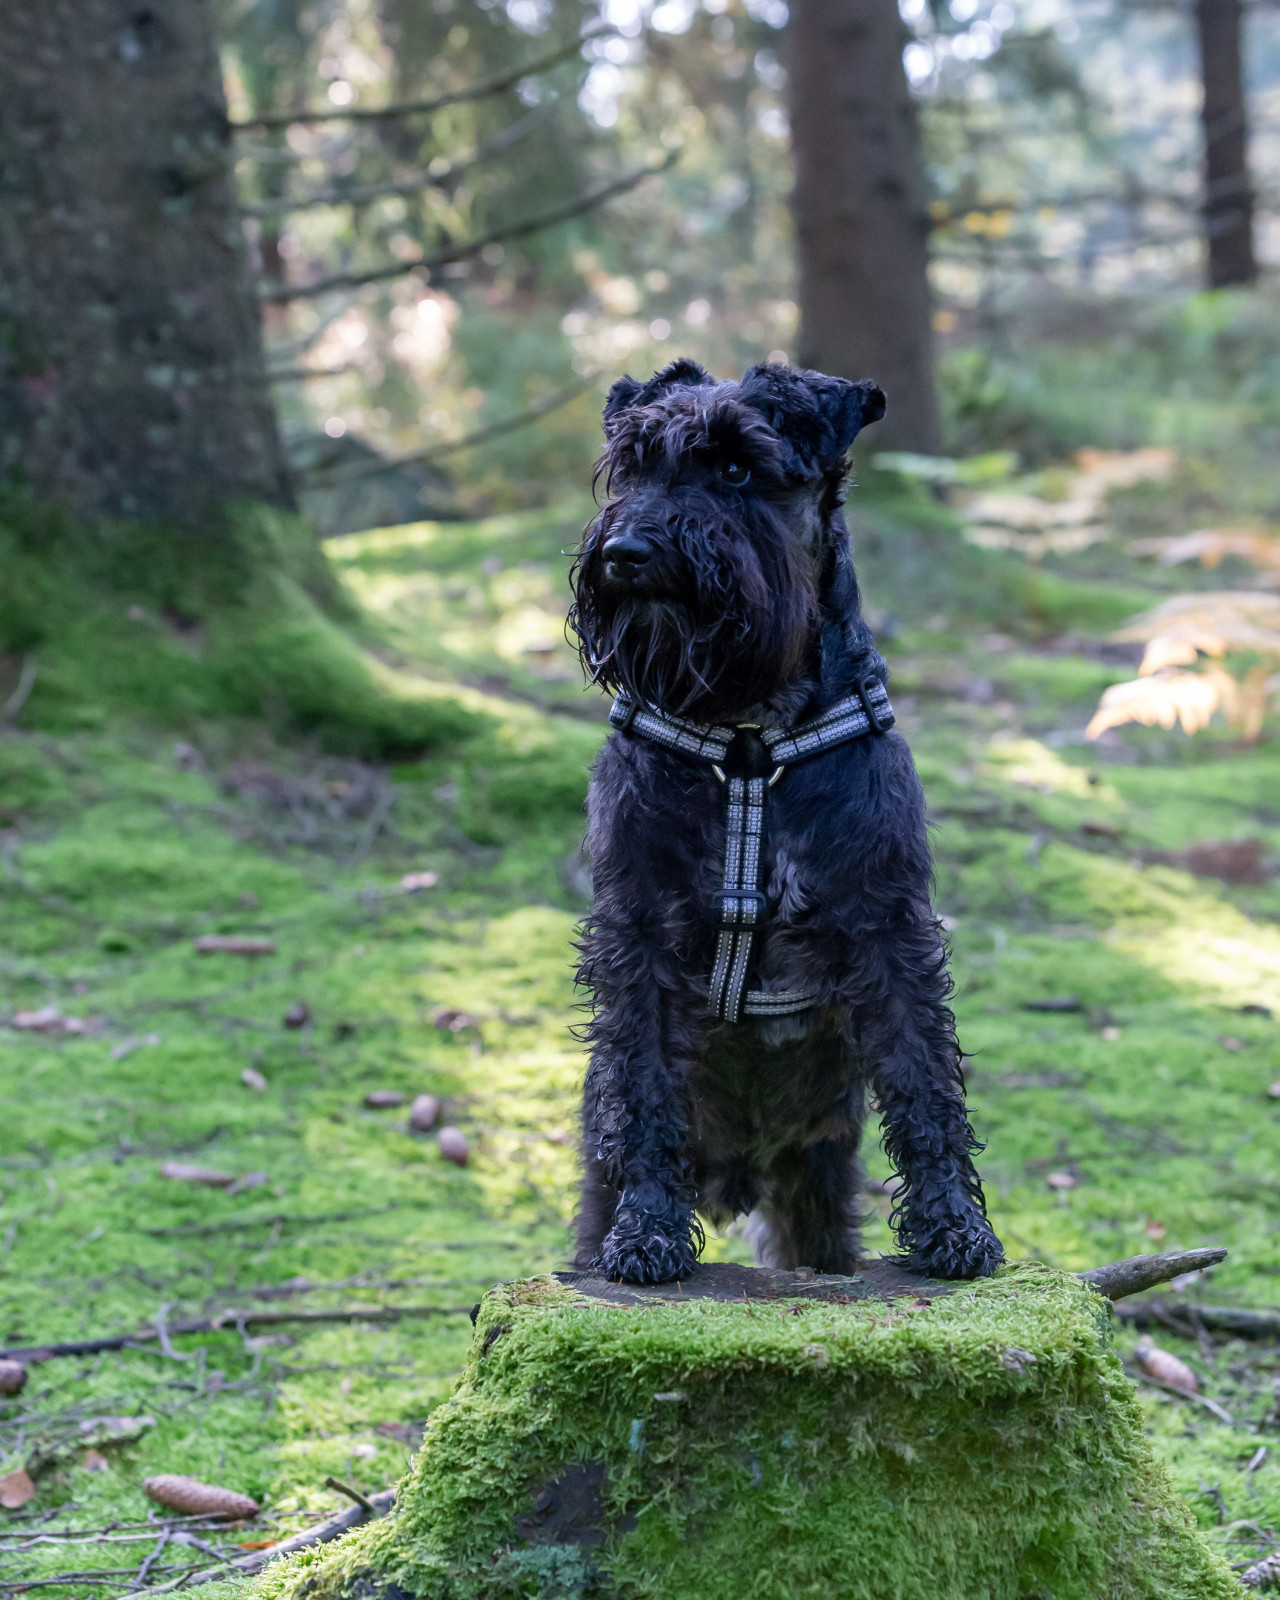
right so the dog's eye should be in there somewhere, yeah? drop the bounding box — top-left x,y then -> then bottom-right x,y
720,461 -> 750,488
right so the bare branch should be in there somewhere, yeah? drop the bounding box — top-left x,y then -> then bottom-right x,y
2,1303 -> 475,1364
303,380 -> 594,486
183,1490 -> 396,1587
1078,1247 -> 1228,1300
260,151 -> 678,303
241,108 -> 549,217
231,33 -> 610,131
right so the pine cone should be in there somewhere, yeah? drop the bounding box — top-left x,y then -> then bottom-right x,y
143,1474 -> 260,1518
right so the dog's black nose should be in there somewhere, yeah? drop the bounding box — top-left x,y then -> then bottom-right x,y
602,533 -> 652,583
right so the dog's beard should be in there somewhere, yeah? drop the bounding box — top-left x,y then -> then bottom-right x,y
575,580 -> 814,721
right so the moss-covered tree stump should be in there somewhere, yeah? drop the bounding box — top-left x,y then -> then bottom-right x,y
255,1261 -> 1239,1600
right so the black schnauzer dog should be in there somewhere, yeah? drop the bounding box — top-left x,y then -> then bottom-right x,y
569,358 -> 1003,1286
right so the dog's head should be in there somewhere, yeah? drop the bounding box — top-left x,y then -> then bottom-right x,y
569,359 -> 885,720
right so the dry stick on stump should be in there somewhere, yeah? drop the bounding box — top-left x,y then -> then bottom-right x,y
0,1249 -> 1227,1365
1077,1247 -> 1228,1300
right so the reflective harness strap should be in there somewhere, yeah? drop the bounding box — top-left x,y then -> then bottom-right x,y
610,677 -> 895,1024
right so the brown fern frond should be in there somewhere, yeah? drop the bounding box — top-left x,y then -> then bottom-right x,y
1086,667 -> 1239,739
1129,529 -> 1280,573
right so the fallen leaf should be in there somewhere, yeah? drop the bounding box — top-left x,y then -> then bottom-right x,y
0,1467 -> 35,1509
283,1002 -> 311,1029
1136,1341 -> 1198,1393
81,1450 -> 110,1473
374,1422 -> 424,1443
433,1007 -> 480,1033
0,1360 -> 27,1396
364,1090 -> 405,1109
1144,1219 -> 1167,1241
160,1161 -> 237,1188
227,1171 -> 269,1195
1169,838 -> 1269,886
12,1006 -> 104,1037
241,1067 -> 267,1092
400,871 -> 438,892
1046,1171 -> 1076,1191
237,1539 -> 278,1550
350,1442 -> 378,1459
79,1415 -> 155,1445
408,1093 -> 440,1132
194,936 -> 276,956
144,1474 -> 260,1518
13,1005 -> 65,1032
1100,1026 -> 1122,1042
438,1127 -> 469,1166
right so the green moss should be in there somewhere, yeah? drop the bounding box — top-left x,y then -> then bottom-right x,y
0,491 -> 481,756
255,1266 -> 1235,1600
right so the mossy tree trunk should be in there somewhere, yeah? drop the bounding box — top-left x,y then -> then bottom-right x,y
0,0 -> 293,522
787,0 -> 942,454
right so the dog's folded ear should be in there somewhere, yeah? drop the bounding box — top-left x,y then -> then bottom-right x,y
602,359 -> 715,436
740,363 -> 886,476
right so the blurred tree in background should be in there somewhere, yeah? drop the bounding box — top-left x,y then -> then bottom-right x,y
789,0 -> 942,451
2,0 -> 1279,529
0,0 -> 293,523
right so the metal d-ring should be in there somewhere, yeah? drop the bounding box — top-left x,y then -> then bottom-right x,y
711,764 -> 786,785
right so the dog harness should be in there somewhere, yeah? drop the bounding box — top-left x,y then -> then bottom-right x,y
609,678 -> 895,1024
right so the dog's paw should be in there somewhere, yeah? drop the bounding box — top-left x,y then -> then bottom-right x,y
907,1217 -> 1004,1280
594,1219 -> 700,1284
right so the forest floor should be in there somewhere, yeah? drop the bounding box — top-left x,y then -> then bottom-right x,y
2,467 -> 1280,1593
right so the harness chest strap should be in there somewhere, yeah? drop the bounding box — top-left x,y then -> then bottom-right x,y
609,678 -> 895,1023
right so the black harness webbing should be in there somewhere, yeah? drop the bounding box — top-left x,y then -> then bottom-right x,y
609,678 -> 895,1024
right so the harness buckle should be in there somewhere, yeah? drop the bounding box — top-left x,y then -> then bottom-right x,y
610,695 -> 639,732
856,675 -> 894,735
714,889 -> 768,928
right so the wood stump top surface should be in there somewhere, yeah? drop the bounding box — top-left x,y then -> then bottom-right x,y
554,1259 -> 953,1307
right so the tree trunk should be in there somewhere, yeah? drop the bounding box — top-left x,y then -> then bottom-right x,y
0,0 -> 293,523
787,0 -> 941,454
1195,0 -> 1256,288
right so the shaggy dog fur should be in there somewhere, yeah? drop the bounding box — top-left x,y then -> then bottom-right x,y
569,358 -> 1004,1286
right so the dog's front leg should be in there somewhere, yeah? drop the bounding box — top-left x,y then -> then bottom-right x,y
860,941 -> 1004,1280
578,965 -> 704,1285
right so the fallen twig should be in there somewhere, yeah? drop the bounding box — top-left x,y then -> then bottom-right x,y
144,1203 -> 409,1237
184,1489 -> 395,1586
1126,1365 -> 1235,1424
1,1305 -> 473,1364
0,658 -> 38,726
323,1477 -> 374,1514
1114,1301 -> 1280,1340
133,1529 -> 170,1587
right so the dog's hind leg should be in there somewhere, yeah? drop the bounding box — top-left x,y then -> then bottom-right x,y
748,1135 -> 864,1274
